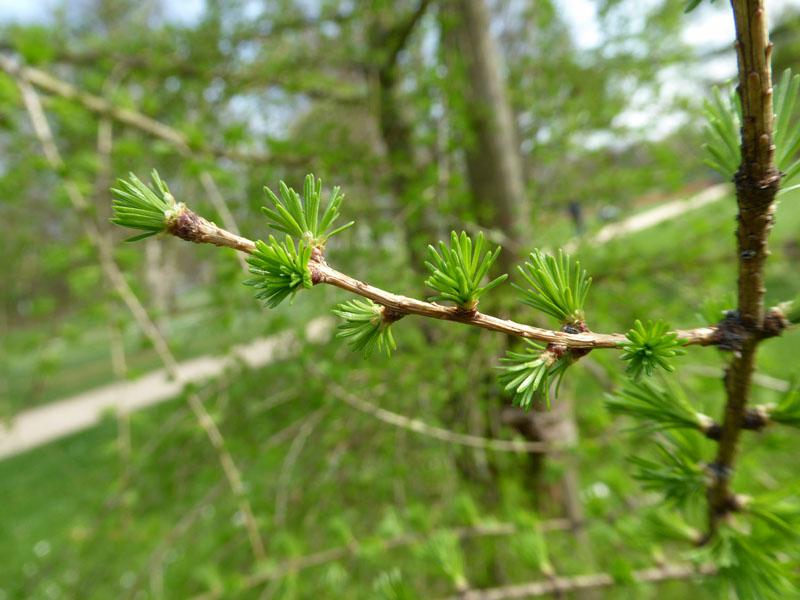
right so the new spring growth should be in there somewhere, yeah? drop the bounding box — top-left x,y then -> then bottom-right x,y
497,340 -> 573,409
513,249 -> 591,326
110,170 -> 185,241
333,298 -> 398,357
619,319 -> 685,380
424,231 -> 507,310
703,68 -> 800,187
261,173 -> 354,248
245,236 -> 313,308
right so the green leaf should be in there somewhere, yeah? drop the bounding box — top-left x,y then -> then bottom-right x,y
424,231 -> 507,309
110,170 -> 182,239
701,69 -> 800,190
767,380 -> 800,428
372,569 -> 417,600
332,299 -> 397,357
605,378 -> 705,433
497,340 -> 573,409
512,249 -> 591,325
775,69 -> 800,182
692,525 -> 794,600
619,319 -> 686,380
244,235 -> 313,308
261,174 -> 354,247
629,432 -> 705,505
702,86 -> 740,180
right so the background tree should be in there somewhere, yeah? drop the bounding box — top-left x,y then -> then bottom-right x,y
1,0 -> 799,599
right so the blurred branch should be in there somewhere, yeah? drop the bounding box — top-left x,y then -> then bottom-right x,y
383,0 -> 433,70
273,406 -> 330,527
447,563 -> 716,600
327,379 -> 556,454
15,78 -> 267,562
0,53 -> 303,165
198,172 -> 249,271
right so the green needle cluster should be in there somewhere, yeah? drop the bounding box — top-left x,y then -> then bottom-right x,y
110,170 -> 181,241
332,299 -> 397,357
703,69 -> 800,186
513,249 -> 591,325
619,319 -> 685,380
261,174 -> 354,247
605,379 -> 704,433
497,340 -> 572,409
424,231 -> 507,309
245,235 -> 313,308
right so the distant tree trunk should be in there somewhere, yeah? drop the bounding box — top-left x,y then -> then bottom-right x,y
443,0 -> 529,268
441,2 -> 596,581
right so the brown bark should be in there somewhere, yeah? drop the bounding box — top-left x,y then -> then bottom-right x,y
706,0 -> 780,536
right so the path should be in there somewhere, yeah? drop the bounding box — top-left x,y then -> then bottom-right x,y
0,318 -> 331,459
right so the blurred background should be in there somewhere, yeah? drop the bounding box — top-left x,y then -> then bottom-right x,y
1,0 -> 799,598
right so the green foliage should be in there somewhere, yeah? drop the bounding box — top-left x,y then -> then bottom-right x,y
629,433 -> 705,504
767,381 -> 800,427
244,235 -> 313,308
702,87 -> 740,180
513,249 -> 591,325
261,174 -> 354,247
332,299 -> 397,357
694,525 -> 794,600
424,531 -> 466,589
619,319 -> 685,380
509,516 -> 553,575
702,69 -> 800,187
424,231 -> 507,308
745,494 -> 800,538
605,379 -> 705,433
498,340 -> 572,409
372,569 -> 417,600
684,0 -> 717,13
785,296 -> 800,325
774,69 -> 800,185
110,170 -> 179,241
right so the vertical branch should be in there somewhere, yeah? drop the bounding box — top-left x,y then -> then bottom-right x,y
707,0 -> 780,535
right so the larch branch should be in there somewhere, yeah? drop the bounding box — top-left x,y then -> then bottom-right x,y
165,206 -> 719,350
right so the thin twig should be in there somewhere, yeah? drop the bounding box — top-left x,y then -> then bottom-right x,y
273,406 -> 330,527
447,563 -> 716,600
0,53 -> 297,165
327,380 -> 555,454
16,78 -> 267,562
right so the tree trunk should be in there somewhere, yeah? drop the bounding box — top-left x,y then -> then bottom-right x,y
443,0 -> 529,267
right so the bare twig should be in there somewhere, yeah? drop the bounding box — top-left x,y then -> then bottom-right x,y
16,79 -> 267,562
273,406 -> 330,527
447,563 -> 716,600
327,380 -> 555,454
199,171 -> 249,271
0,53 -> 296,165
